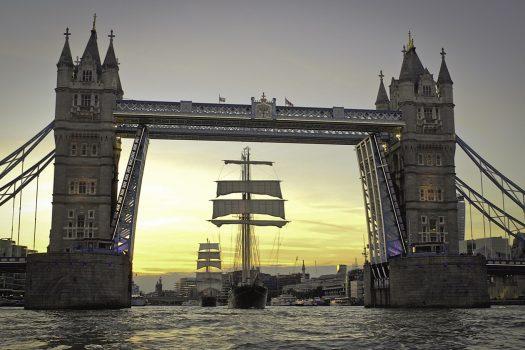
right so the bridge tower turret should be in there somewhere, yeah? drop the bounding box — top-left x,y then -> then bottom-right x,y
49,18 -> 122,253
381,33 -> 459,254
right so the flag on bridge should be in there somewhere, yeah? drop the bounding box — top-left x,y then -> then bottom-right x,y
285,97 -> 294,107
219,95 -> 226,103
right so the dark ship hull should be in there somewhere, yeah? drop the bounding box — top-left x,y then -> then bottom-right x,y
200,295 -> 217,307
228,284 -> 267,309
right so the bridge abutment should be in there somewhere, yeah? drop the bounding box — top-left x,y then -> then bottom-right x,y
24,253 -> 131,309
365,255 -> 490,308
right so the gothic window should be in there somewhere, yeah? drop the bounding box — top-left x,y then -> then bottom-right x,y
69,181 -> 77,194
94,95 -> 99,106
82,70 -> 93,82
78,181 -> 87,194
87,222 -> 94,238
77,214 -> 85,238
424,107 -> 433,122
422,85 -> 432,96
73,94 -> 78,106
419,188 -> 426,201
421,215 -> 428,224
426,153 -> 433,166
436,153 -> 442,166
88,210 -> 95,219
80,143 -> 88,156
89,181 -> 96,195
67,209 -> 75,219
417,153 -> 424,165
438,216 -> 445,224
91,144 -> 98,156
417,108 -> 423,120
67,221 -> 74,238
427,188 -> 435,201
81,94 -> 91,107
437,188 -> 443,201
70,143 -> 77,156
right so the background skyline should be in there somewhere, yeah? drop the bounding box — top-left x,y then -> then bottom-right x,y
0,0 -> 523,279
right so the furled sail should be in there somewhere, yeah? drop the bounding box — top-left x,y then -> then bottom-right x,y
197,259 -> 221,270
198,251 -> 221,260
209,219 -> 288,228
212,199 -> 286,219
199,242 -> 220,251
216,180 -> 282,198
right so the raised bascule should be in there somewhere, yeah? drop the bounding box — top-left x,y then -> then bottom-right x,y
1,20 -> 523,308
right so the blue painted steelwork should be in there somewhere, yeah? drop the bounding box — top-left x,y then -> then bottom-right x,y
356,134 -> 406,264
111,126 -> 149,260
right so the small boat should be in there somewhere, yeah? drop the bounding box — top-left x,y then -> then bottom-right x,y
270,294 -> 297,306
131,295 -> 147,306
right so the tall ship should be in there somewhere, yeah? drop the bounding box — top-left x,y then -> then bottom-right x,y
210,147 -> 288,309
196,241 -> 223,307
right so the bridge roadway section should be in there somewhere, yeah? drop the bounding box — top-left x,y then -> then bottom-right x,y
113,99 -> 404,144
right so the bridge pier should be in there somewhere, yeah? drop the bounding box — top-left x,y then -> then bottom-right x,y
24,253 -> 131,309
365,255 -> 490,308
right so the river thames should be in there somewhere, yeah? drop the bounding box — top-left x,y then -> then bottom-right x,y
1,305 -> 524,349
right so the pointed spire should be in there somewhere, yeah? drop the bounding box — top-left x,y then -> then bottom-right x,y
57,27 -> 74,67
375,70 -> 390,108
103,30 -> 119,69
81,15 -> 102,68
398,31 -> 425,82
437,47 -> 453,85
407,30 -> 415,50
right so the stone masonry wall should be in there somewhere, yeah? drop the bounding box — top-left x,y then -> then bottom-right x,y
25,253 -> 131,309
389,255 -> 489,308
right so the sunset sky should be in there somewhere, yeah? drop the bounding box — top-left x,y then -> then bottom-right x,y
0,0 -> 523,276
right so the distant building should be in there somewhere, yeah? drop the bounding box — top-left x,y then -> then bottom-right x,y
282,265 -> 349,299
175,277 -> 197,300
155,277 -> 163,296
459,237 -> 510,259
457,196 -> 466,241
336,264 -> 347,275
0,239 -> 37,296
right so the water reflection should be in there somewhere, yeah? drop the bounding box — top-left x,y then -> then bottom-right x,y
1,306 -> 524,349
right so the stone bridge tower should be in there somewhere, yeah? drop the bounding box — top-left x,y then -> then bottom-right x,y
377,34 -> 458,254
49,20 -> 122,253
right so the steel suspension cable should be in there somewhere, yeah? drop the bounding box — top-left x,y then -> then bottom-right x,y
33,174 -> 39,250
480,170 -> 487,257
17,156 -> 24,245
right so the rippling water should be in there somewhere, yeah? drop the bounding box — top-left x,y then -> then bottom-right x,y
1,305 -> 524,349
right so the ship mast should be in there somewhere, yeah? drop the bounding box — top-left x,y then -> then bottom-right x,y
241,148 -> 251,284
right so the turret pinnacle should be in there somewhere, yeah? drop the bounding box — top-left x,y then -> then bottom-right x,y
399,32 -> 425,82
81,15 -> 102,68
375,70 -> 390,109
437,48 -> 453,85
103,30 -> 119,69
57,27 -> 74,67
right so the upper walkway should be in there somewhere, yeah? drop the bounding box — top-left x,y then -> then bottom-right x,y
113,99 -> 404,145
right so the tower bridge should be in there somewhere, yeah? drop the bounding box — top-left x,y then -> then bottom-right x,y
0,21 -> 523,309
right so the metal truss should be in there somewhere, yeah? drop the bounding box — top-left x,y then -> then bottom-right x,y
457,135 -> 525,211
116,123 -> 393,145
114,100 -> 405,137
455,176 -> 524,243
111,125 -> 149,260
356,134 -> 406,264
0,150 -> 55,207
0,122 -> 54,181
115,99 -> 402,122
